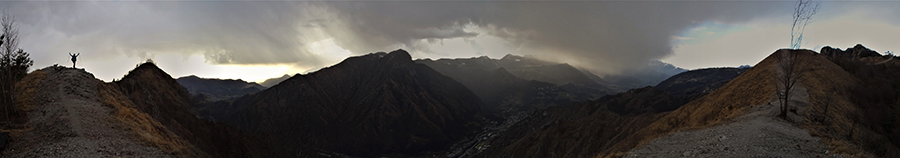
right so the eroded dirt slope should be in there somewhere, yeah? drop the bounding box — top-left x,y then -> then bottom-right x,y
4,67 -> 170,157
626,86 -> 835,157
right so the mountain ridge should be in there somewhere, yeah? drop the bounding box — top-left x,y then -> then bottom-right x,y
258,74 -> 292,87
115,62 -> 285,157
217,49 -> 488,157
176,75 -> 265,102
601,48 -> 900,157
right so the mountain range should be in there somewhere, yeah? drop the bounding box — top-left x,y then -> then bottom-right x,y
416,55 -> 613,115
215,50 -> 488,157
655,67 -> 750,99
601,60 -> 687,89
176,75 -> 266,102
113,62 -> 286,157
7,44 -> 898,157
6,63 -> 285,157
476,67 -> 740,157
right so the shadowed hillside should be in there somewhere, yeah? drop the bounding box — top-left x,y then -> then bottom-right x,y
655,67 -> 750,99
478,87 -> 688,158
598,50 -> 786,157
115,62 -> 285,157
470,64 -> 746,157
218,49 -> 487,157
416,55 -> 613,116
805,45 -> 900,157
599,47 -> 900,157
6,65 -> 283,157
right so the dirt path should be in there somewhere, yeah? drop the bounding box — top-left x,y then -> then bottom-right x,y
626,85 -> 839,157
4,67 -> 170,157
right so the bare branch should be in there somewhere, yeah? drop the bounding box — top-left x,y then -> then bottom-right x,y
790,0 -> 820,49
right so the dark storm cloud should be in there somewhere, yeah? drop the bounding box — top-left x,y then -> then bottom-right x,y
144,2 -> 322,65
319,1 -> 790,73
313,2 -> 487,56
4,1 -> 795,74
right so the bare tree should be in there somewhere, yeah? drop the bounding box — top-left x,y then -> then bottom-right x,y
790,0 -> 820,49
815,87 -> 836,123
774,50 -> 805,119
0,33 -> 4,125
1,11 -> 16,125
1,10 -> 33,125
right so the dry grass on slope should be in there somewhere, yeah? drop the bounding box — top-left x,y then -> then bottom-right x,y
14,69 -> 46,113
3,69 -> 46,142
599,50 -> 816,157
801,54 -> 871,157
97,82 -> 202,157
804,55 -> 900,157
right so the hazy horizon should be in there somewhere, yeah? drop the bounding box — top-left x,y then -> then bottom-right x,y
1,1 -> 898,83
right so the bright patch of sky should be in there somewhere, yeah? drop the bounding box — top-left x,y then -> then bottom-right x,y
153,54 -> 293,83
664,5 -> 900,70
307,38 -> 352,68
81,53 -> 293,83
417,25 -> 522,60
672,21 -> 751,45
664,21 -> 785,70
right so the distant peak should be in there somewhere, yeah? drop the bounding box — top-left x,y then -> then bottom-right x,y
359,49 -> 414,65
391,49 -> 408,53
119,61 -> 178,86
819,44 -> 880,58
178,75 -> 200,79
501,54 -> 522,60
387,49 -> 412,61
821,44 -> 874,52
133,62 -> 164,73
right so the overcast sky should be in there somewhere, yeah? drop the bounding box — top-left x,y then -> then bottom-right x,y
1,1 -> 898,83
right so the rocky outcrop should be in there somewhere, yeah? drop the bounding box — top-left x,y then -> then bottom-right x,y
820,44 -> 882,59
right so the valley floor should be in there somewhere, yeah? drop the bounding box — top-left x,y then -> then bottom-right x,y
3,68 -> 169,157
626,86 -> 838,157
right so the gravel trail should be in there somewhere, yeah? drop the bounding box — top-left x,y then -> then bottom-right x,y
4,67 -> 170,157
626,85 -> 839,158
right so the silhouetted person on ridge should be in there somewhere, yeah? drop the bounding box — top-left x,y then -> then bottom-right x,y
69,52 -> 79,68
